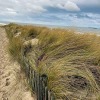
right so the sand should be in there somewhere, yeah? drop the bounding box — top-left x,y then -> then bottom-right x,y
0,27 -> 36,100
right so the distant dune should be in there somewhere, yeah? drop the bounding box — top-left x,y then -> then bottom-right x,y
0,23 -> 7,26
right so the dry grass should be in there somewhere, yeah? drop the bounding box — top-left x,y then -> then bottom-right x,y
8,36 -> 24,63
5,23 -> 100,100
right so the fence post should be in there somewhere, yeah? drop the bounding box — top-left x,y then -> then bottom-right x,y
22,55 -> 55,99
32,70 -> 35,91
37,73 -> 40,100
41,74 -> 48,100
45,86 -> 48,100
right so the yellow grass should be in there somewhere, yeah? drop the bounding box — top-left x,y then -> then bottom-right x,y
5,23 -> 100,99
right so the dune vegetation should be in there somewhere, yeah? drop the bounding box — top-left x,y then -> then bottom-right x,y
4,23 -> 100,100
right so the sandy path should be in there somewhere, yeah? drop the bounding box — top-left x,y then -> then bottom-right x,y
0,27 -> 36,100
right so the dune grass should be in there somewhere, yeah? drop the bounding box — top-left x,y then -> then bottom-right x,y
5,23 -> 100,100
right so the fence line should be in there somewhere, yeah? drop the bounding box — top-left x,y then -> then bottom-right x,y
22,55 -> 55,100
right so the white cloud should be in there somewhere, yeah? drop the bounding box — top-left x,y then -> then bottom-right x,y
0,8 -> 17,16
0,0 -> 80,16
59,1 -> 80,11
6,8 -> 14,12
0,0 -> 47,16
26,5 -> 47,14
6,8 -> 17,15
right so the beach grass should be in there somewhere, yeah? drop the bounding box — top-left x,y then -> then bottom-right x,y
5,23 -> 100,99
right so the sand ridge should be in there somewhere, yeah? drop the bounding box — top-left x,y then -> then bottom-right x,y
0,27 -> 35,100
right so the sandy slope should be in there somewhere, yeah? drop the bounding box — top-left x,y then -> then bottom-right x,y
0,27 -> 36,100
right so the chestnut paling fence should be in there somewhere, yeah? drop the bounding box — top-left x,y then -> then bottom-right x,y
22,55 -> 55,100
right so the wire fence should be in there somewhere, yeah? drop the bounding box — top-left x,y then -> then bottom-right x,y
22,56 -> 55,100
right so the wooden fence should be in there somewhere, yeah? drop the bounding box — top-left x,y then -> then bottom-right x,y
22,56 -> 55,100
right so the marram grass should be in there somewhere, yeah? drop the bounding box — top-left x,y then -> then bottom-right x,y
5,23 -> 100,100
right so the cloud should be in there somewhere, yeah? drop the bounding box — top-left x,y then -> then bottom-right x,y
0,0 -> 47,16
0,0 -> 100,28
0,8 -> 17,16
6,8 -> 17,15
26,5 -> 47,14
64,1 -> 80,11
57,1 -> 80,11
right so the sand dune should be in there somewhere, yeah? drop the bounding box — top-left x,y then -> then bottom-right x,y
0,27 -> 36,100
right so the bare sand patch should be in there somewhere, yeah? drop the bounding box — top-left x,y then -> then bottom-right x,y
0,27 -> 36,100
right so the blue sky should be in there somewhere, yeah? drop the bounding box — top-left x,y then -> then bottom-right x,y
0,0 -> 100,28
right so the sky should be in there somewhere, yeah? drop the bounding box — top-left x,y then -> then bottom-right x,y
0,0 -> 100,28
